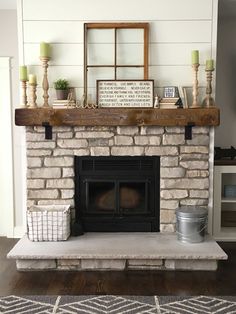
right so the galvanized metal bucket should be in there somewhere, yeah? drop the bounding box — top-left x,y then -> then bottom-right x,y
176,206 -> 208,243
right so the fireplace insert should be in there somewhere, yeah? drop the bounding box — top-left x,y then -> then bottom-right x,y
74,156 -> 160,232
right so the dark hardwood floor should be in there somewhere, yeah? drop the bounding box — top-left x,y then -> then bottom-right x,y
1,237 -> 236,296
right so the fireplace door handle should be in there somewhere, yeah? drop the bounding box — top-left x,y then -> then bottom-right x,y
84,180 -> 89,210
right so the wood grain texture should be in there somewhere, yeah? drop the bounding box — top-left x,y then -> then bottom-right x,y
15,107 -> 220,127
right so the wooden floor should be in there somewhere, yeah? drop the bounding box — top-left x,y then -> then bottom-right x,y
1,237 -> 236,296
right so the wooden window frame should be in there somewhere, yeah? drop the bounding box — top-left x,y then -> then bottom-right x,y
83,22 -> 149,103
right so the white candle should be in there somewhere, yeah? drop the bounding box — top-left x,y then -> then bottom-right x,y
28,74 -> 37,84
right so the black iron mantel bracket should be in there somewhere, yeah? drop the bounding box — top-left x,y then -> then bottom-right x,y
42,122 -> 52,140
185,122 -> 195,140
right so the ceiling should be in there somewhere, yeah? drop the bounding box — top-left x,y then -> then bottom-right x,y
0,0 -> 16,10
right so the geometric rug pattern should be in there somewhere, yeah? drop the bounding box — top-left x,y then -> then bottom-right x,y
0,295 -> 236,313
159,296 -> 236,313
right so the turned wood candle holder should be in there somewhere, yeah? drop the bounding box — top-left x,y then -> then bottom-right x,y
191,63 -> 201,108
202,69 -> 215,108
21,80 -> 28,107
40,56 -> 50,107
28,83 -> 37,108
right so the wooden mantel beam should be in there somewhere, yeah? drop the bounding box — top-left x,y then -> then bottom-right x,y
15,107 -> 220,127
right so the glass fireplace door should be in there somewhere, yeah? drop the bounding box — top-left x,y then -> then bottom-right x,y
119,181 -> 149,215
84,179 -> 152,216
85,180 -> 116,213
75,156 -> 160,232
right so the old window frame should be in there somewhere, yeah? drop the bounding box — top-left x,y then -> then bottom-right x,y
83,22 -> 149,104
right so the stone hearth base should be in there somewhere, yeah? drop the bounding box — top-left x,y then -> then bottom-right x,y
7,233 -> 227,271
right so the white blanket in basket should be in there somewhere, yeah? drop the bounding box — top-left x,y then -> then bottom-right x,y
27,205 -> 70,241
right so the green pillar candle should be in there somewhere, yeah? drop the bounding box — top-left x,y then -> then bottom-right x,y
206,59 -> 214,70
19,65 -> 28,81
40,42 -> 50,58
191,50 -> 199,64
28,74 -> 37,84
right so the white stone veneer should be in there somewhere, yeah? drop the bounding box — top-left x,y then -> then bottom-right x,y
26,125 -> 210,232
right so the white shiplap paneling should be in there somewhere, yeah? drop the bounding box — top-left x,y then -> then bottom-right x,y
27,64 -> 206,89
28,65 -> 83,88
24,20 -> 212,44
24,43 -> 84,65
150,43 -> 212,65
149,21 -> 212,43
21,0 -> 217,100
23,0 -> 212,21
24,42 -> 212,66
24,21 -> 84,43
149,65 -> 206,87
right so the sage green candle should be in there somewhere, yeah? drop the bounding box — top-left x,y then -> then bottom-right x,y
206,59 -> 214,70
191,50 -> 199,64
40,42 -> 50,58
19,65 -> 28,81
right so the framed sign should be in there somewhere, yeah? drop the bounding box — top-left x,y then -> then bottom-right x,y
164,86 -> 179,98
97,80 -> 154,107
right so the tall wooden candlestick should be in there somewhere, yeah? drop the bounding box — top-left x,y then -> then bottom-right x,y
21,80 -> 28,107
191,63 -> 200,108
202,69 -> 215,108
28,83 -> 37,108
40,56 -> 50,107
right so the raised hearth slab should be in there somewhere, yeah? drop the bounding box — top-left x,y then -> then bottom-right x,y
7,233 -> 227,271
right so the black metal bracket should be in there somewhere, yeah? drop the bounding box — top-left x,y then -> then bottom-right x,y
185,123 -> 195,140
42,122 -> 52,140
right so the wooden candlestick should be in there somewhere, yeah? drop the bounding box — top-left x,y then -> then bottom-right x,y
21,80 -> 28,107
40,56 -> 50,107
191,63 -> 201,108
202,69 -> 215,108
28,83 -> 37,108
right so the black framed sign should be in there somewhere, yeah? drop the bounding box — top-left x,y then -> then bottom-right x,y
97,80 -> 154,107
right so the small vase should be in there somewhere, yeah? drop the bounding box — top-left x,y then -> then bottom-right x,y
56,89 -> 69,100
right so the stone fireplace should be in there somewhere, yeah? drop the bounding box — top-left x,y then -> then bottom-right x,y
26,124 -> 210,233
8,123 -> 228,271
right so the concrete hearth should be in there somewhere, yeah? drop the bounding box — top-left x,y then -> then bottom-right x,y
8,233 -> 227,271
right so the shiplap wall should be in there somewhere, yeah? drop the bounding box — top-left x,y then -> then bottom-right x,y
19,0 -> 218,104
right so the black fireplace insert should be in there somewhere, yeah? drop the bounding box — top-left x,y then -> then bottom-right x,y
74,156 -> 160,232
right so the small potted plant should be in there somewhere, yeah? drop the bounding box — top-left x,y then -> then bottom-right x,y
54,79 -> 69,100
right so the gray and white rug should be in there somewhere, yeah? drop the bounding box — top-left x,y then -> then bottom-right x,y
0,295 -> 236,313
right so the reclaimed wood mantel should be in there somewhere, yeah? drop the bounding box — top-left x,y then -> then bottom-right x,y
15,107 -> 220,127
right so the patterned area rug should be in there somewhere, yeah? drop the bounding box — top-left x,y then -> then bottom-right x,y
0,295 -> 236,313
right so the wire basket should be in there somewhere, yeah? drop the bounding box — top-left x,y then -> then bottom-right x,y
27,205 -> 71,241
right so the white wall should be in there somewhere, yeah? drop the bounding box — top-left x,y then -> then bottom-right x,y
0,10 -> 26,237
0,58 -> 14,237
0,0 -> 16,10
